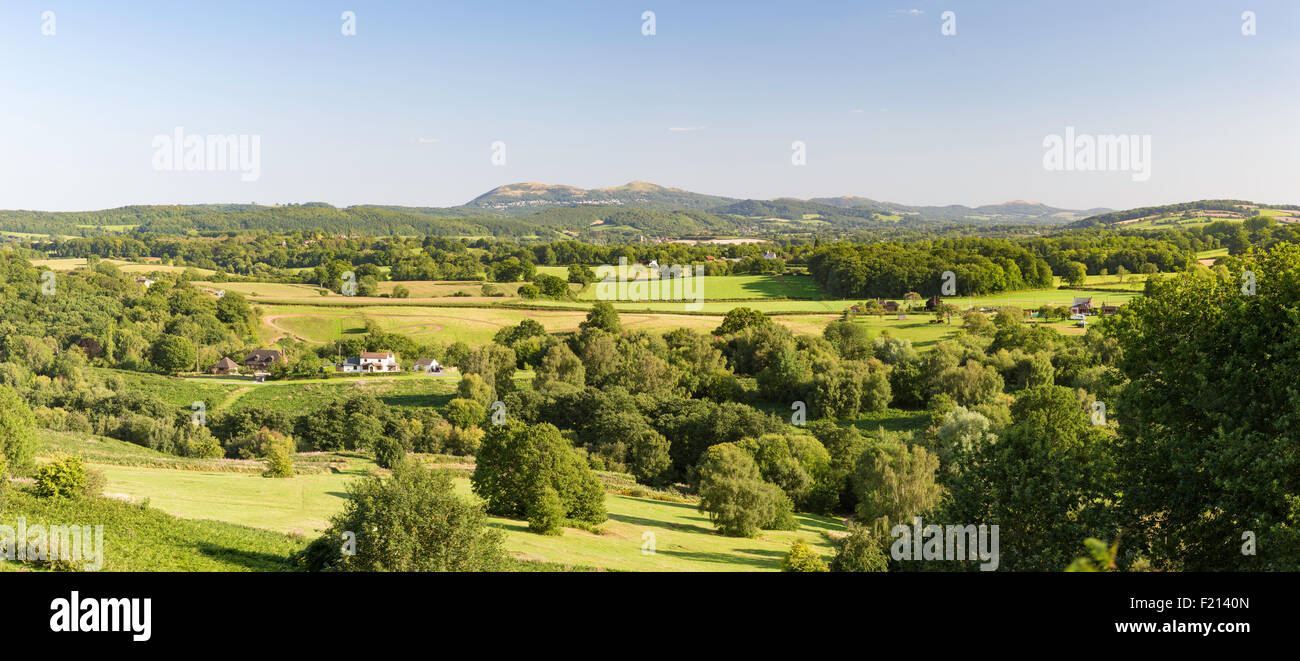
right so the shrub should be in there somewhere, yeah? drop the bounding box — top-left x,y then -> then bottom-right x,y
82,464 -> 107,498
444,398 -> 486,429
782,540 -> 829,572
446,425 -> 484,456
526,483 -> 565,535
372,435 -> 406,469
294,459 -> 506,571
261,429 -> 295,478
33,455 -> 88,498
830,525 -> 890,572
187,431 -> 225,459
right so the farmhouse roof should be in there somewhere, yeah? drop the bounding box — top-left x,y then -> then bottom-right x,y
214,357 -> 239,369
1072,297 -> 1093,306
245,349 -> 284,363
360,351 -> 395,359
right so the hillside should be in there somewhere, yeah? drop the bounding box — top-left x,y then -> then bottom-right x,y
1069,199 -> 1300,229
0,488 -> 305,571
1,181 -> 1116,240
460,181 -> 736,214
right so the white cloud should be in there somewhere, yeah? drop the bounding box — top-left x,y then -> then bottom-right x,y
668,126 -> 707,132
893,9 -> 924,15
417,137 -> 440,143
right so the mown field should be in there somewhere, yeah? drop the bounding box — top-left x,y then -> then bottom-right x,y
576,274 -> 830,300
31,257 -> 216,276
241,273 -> 1140,350
29,431 -> 845,571
256,303 -> 736,345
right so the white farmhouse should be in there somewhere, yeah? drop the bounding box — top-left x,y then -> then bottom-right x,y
336,351 -> 401,373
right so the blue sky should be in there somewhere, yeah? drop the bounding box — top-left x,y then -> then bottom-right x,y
0,0 -> 1296,211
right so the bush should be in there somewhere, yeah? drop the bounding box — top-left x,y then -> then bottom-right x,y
471,421 -> 606,530
446,425 -> 484,456
33,455 -> 88,498
187,430 -> 225,459
260,429 -> 295,478
444,398 -> 486,429
372,435 -> 406,469
526,483 -> 565,535
294,459 -> 506,571
830,525 -> 890,572
782,540 -> 829,572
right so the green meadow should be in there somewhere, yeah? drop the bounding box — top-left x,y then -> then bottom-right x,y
31,432 -> 845,572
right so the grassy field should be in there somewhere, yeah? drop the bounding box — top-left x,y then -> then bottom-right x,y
0,489 -> 305,572
31,257 -> 216,276
249,285 -> 1135,352
577,274 -> 830,301
89,367 -> 243,409
256,303 -> 729,345
34,434 -> 844,571
227,373 -> 459,412
198,279 -> 577,301
89,367 -> 460,414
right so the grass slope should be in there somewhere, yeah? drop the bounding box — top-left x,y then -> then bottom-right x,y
0,489 -> 305,572
35,433 -> 844,571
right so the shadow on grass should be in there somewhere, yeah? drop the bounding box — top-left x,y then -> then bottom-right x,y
735,274 -> 825,299
196,543 -> 294,571
607,512 -> 714,534
657,547 -> 784,570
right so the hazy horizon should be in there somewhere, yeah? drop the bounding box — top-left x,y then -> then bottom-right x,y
3,0 -> 1297,212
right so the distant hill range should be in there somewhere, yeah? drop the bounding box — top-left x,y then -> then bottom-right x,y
457,181 -> 1107,225
2,181 -> 1287,241
460,181 -> 734,214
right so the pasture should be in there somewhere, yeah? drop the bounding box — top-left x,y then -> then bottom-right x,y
577,274 -> 829,301
32,257 -> 216,276
35,433 -> 845,571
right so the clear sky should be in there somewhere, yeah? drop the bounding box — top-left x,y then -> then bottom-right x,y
1,0 -> 1296,211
